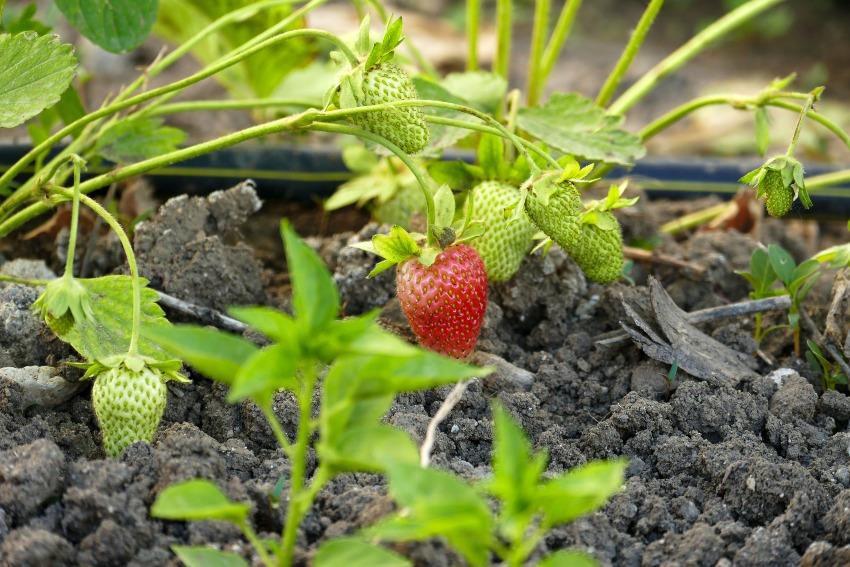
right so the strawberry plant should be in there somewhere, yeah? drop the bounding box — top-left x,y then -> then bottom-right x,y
806,340 -> 848,391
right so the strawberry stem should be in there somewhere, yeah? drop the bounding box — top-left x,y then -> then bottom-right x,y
596,0 -> 665,108
494,0 -> 512,84
539,0 -> 583,94
63,156 -> 86,280
466,0 -> 481,71
525,0 -> 550,107
47,186 -> 143,356
309,121 -> 438,244
785,87 -> 822,157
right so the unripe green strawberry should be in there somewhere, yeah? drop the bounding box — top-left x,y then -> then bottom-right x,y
396,244 -> 488,358
92,362 -> 168,457
373,180 -> 426,227
469,181 -> 537,282
570,214 -> 624,284
350,63 -> 429,154
524,182 -> 582,250
761,169 -> 794,217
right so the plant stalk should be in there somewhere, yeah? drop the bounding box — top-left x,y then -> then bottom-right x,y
786,88 -> 822,157
596,0 -> 664,108
608,0 -> 786,115
494,0 -> 512,81
467,0 -> 481,71
63,157 -> 85,279
539,0 -> 582,88
525,0 -> 550,106
279,362 -> 319,566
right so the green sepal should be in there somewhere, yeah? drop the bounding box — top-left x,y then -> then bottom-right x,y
433,184 -> 456,228
33,274 -> 95,323
352,225 -> 421,277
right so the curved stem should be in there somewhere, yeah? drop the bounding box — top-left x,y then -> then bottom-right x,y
639,94 -> 850,150
48,187 -> 142,355
494,0 -> 513,82
608,0 -> 786,115
0,111 -> 307,238
525,0 -> 550,107
146,99 -> 319,117
539,0 -> 582,87
596,0 -> 664,108
0,28 -> 353,205
786,88 -> 821,157
63,157 -> 85,279
467,0 -> 481,71
309,121 -> 437,243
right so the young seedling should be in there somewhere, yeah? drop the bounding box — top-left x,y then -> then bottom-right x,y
806,340 -> 848,391
738,244 -> 821,356
149,222 -> 491,566
364,402 -> 626,567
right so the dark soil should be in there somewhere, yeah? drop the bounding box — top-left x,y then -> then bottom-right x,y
1,185 -> 850,567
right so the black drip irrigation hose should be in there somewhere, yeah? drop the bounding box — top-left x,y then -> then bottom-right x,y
2,144 -> 849,215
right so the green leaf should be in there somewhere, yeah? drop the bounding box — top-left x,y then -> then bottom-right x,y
44,275 -> 171,361
96,118 -> 186,164
172,546 -> 248,567
538,550 -> 599,567
155,0 -> 312,99
767,244 -> 796,285
411,77 -> 477,150
228,342 -> 299,403
152,479 -> 250,523
428,161 -> 477,191
535,459 -> 626,527
342,144 -> 379,174
0,31 -> 77,128
320,424 -> 418,473
2,3 -> 52,35
442,71 -> 507,115
281,220 -> 339,333
56,0 -> 157,53
517,93 -> 645,165
145,324 -> 258,385
433,184 -> 456,228
754,107 -> 770,157
373,463 -> 494,567
315,538 -> 411,567
748,247 -> 777,293
227,306 -> 298,344
477,134 -> 504,180
490,403 -> 548,523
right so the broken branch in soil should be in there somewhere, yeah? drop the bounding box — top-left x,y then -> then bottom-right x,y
420,380 -> 473,467
595,294 -> 792,346
623,245 -> 706,274
155,290 -> 248,334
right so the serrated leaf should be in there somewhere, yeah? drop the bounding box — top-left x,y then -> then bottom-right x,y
517,93 -> 645,165
0,31 -> 77,128
43,275 -> 171,362
96,118 -> 185,164
144,324 -> 258,385
315,538 -> 411,567
152,479 -> 250,523
57,0 -> 157,54
442,71 -> 507,115
172,547 -> 248,567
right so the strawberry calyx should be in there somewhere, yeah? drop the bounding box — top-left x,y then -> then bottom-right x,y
740,155 -> 812,211
78,352 -> 188,384
579,181 -> 639,230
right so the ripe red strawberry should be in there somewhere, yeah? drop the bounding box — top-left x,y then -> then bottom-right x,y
395,244 -> 488,358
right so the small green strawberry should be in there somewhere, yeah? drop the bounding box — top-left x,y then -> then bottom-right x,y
524,173 -> 583,250
470,181 -> 537,282
740,155 -> 811,218
350,63 -> 429,154
570,215 -> 624,284
88,355 -> 185,457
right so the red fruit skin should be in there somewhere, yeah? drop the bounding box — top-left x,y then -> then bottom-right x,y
396,245 -> 489,359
